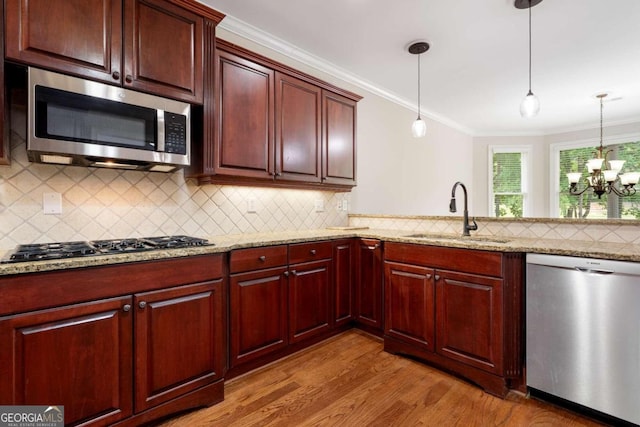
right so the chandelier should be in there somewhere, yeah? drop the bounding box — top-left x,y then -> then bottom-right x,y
567,93 -> 639,199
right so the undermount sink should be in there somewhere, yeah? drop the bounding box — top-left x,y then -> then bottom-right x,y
403,233 -> 512,244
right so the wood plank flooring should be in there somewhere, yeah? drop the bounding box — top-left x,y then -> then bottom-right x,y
159,330 -> 604,426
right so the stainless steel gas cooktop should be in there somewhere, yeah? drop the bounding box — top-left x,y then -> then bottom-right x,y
2,235 -> 211,263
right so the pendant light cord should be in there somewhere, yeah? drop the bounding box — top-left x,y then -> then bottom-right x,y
528,0 -> 532,93
417,53 -> 421,119
600,96 -> 604,149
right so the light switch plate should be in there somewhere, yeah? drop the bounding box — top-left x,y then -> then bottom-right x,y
314,199 -> 324,212
43,192 -> 62,215
247,199 -> 257,213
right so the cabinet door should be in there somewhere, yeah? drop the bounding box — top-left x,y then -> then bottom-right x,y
275,72 -> 322,182
322,90 -> 357,186
230,266 -> 288,367
436,270 -> 504,374
215,49 -> 275,179
5,0 -> 123,84
0,296 -> 133,426
333,239 -> 354,327
123,0 -> 203,103
384,261 -> 435,352
134,280 -> 224,412
289,259 -> 331,343
355,239 -> 383,332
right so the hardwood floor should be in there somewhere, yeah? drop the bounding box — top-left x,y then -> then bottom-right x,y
160,330 -> 604,426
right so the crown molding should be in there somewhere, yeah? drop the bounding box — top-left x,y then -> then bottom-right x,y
218,15 -> 475,136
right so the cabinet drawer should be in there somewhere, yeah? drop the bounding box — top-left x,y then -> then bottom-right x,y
384,242 -> 503,278
289,241 -> 332,264
230,245 -> 288,274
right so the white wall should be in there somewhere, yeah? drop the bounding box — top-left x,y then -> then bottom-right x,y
217,29 -> 475,216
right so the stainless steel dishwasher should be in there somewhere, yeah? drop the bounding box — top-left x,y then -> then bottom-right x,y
526,253 -> 640,425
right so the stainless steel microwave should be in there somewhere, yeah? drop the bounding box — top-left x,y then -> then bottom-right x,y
27,67 -> 191,172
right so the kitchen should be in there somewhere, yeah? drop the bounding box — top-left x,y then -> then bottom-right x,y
1,0 -> 639,426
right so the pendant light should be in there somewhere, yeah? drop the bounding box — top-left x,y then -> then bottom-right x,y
408,41 -> 430,138
515,0 -> 543,118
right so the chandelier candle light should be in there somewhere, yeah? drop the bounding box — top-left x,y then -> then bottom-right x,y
408,41 -> 430,138
567,93 -> 639,198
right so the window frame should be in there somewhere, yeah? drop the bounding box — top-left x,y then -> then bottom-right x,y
549,132 -> 640,218
487,145 -> 532,218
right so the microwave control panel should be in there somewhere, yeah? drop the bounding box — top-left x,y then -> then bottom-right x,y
164,113 -> 187,155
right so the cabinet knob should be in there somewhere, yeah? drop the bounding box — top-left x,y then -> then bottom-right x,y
367,245 -> 378,250
291,270 -> 297,276
259,255 -> 266,262
125,74 -> 133,83
310,249 -> 317,255
112,71 -> 120,80
123,304 -> 131,312
138,301 -> 147,309
284,271 -> 289,277
434,275 -> 441,281
275,171 -> 282,177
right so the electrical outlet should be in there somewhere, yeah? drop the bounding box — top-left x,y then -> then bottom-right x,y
314,199 -> 324,212
246,199 -> 257,213
342,199 -> 348,211
43,192 -> 62,215
337,200 -> 343,210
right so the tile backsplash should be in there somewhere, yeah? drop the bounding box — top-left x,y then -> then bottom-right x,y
349,214 -> 640,244
0,110 -> 349,249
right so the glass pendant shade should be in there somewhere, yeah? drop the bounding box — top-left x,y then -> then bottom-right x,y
412,117 -> 427,138
520,91 -> 540,118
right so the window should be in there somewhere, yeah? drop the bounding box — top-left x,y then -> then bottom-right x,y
552,138 -> 640,219
489,146 -> 530,218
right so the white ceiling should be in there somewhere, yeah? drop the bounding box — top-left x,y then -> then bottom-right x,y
201,0 -> 640,136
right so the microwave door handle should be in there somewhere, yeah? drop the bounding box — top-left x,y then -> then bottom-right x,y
157,110 -> 165,152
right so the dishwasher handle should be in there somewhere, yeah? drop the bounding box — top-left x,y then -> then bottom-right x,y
575,267 -> 614,275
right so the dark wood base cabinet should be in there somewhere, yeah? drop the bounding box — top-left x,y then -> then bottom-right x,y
355,239 -> 383,335
228,241 -> 351,379
0,254 -> 226,426
383,242 -> 524,397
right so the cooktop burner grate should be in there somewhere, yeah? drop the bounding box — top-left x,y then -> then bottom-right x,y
2,235 -> 211,263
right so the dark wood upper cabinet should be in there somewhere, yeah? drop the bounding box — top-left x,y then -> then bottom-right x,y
188,39 -> 361,190
275,72 -> 322,182
214,49 -> 275,179
123,0 -> 204,102
5,0 -> 123,83
0,1 -> 8,166
323,91 -> 357,186
4,0 -> 223,103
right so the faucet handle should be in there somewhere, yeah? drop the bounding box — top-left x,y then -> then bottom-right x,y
469,217 -> 478,231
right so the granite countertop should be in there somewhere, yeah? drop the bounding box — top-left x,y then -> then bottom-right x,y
1,228 -> 639,277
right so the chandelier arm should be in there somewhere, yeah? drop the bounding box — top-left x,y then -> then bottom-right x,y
568,184 -> 592,197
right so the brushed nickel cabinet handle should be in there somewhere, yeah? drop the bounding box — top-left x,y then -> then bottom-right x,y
259,255 -> 266,262
139,301 -> 147,309
434,275 -> 441,281
123,304 -> 131,312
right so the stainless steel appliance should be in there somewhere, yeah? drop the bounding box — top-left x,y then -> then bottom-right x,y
526,253 -> 640,425
27,67 -> 191,172
2,236 -> 210,263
